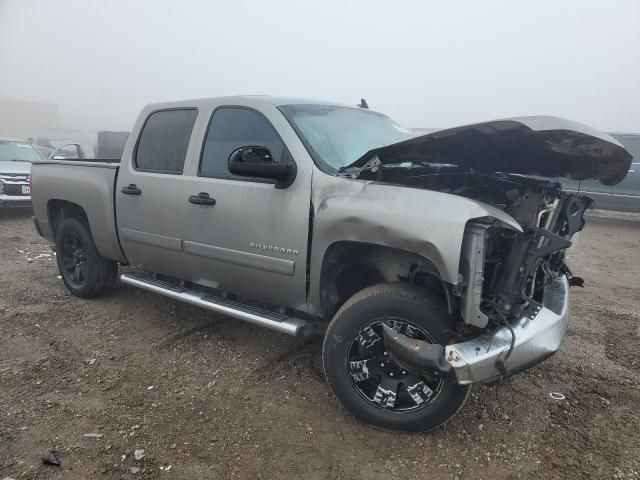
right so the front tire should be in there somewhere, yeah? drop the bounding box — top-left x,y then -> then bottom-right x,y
322,283 -> 470,432
55,217 -> 118,298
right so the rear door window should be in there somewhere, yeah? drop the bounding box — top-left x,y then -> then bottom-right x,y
135,109 -> 197,174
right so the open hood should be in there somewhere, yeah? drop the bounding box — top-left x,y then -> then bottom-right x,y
348,116 -> 633,185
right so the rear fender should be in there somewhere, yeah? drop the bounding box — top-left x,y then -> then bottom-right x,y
31,163 -> 126,263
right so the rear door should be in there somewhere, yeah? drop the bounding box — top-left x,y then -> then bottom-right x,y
116,107 -> 199,278
181,104 -> 312,310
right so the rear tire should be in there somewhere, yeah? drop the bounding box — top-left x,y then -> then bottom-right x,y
322,283 -> 470,433
55,217 -> 118,298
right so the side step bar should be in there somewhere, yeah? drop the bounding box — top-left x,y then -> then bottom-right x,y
120,272 -> 312,337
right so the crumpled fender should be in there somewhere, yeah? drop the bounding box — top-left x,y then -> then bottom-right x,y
307,172 -> 521,316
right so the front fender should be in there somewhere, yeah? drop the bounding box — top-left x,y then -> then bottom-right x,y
307,172 -> 521,316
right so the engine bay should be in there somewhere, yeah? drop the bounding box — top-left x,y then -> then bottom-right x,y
480,190 -> 592,317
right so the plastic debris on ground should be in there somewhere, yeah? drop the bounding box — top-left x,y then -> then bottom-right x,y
42,450 -> 61,466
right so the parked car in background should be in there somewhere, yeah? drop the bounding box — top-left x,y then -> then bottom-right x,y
34,138 -> 86,160
0,136 -> 44,207
560,133 -> 638,212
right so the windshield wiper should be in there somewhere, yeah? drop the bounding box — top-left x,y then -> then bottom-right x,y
338,156 -> 382,178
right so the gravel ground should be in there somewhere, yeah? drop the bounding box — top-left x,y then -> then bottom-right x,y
1,209 -> 639,480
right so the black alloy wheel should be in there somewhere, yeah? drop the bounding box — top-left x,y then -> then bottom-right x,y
323,283 -> 471,432
347,319 -> 444,412
59,229 -> 88,288
55,217 -> 118,298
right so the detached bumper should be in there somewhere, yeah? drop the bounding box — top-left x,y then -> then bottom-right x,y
447,275 -> 570,384
384,275 -> 570,385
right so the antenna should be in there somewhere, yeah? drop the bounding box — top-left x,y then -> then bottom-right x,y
357,98 -> 369,109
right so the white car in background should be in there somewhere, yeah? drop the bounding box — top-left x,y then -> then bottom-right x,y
0,136 -> 45,208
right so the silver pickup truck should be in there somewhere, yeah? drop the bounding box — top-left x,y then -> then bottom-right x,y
31,96 -> 632,432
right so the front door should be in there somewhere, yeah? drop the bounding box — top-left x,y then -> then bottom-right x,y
116,108 -> 199,278
182,106 -> 311,310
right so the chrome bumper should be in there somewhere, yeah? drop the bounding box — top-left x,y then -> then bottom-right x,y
446,275 -> 570,384
0,194 -> 32,207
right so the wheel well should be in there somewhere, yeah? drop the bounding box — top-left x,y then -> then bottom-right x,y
48,199 -> 88,236
319,241 -> 448,318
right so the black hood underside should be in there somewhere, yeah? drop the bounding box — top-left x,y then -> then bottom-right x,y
350,116 -> 632,185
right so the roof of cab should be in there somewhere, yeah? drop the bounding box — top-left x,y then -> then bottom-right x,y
143,95 -> 354,111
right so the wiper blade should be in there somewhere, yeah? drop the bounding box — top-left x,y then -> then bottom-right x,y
338,156 -> 382,178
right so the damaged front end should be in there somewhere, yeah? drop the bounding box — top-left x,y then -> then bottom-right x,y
385,186 -> 590,384
383,186 -> 591,384
370,117 -> 633,385
449,187 -> 591,383
460,187 -> 593,330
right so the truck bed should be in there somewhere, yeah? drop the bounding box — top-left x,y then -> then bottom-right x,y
31,159 -> 127,263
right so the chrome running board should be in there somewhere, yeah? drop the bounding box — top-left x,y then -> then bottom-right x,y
120,272 -> 312,337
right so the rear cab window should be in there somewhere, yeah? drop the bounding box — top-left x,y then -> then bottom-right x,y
135,109 -> 198,174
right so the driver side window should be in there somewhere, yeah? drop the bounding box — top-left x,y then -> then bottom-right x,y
199,107 -> 285,180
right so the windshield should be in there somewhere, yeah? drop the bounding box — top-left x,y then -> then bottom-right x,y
279,104 -> 413,171
0,140 -> 44,162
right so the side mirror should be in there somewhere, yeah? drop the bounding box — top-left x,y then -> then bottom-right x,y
228,146 -> 296,188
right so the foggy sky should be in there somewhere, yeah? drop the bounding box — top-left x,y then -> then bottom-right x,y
1,0 -> 639,133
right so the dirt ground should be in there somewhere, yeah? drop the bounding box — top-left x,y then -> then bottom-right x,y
1,209 -> 639,480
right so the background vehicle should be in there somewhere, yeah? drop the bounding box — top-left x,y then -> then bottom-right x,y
0,136 -> 44,207
561,133 -> 640,212
30,96 -> 632,432
34,137 -> 85,159
95,131 -> 130,159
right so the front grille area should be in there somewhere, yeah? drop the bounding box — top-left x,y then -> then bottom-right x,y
2,183 -> 29,196
0,173 -> 29,181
